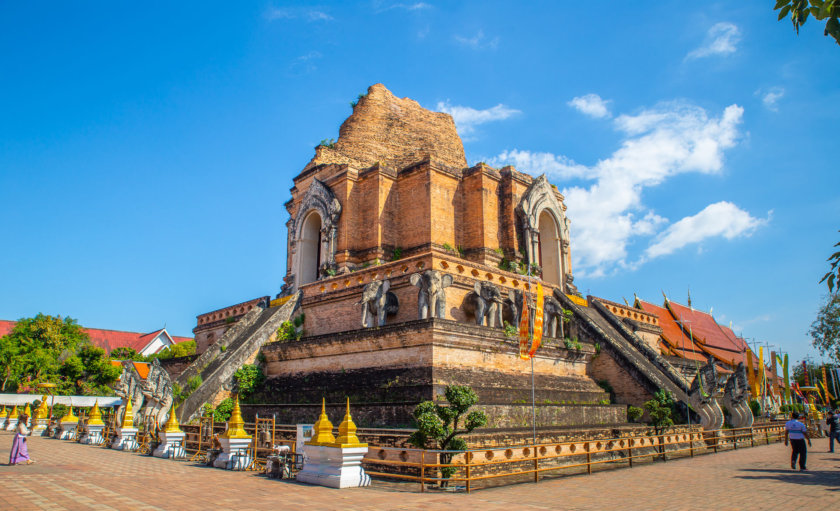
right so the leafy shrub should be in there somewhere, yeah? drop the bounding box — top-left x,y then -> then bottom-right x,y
205,398 -> 234,422
564,337 -> 582,350
627,406 -> 644,423
503,321 -> 518,340
644,390 -> 674,435
749,399 -> 762,418
318,138 -> 336,149
187,375 -> 202,393
234,364 -> 265,399
391,247 -> 403,261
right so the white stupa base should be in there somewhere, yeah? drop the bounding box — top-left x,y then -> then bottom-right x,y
32,419 -> 49,436
153,431 -> 186,459
5,420 -> 18,431
111,427 -> 138,451
297,444 -> 371,489
57,423 -> 78,440
213,437 -> 252,470
80,425 -> 104,445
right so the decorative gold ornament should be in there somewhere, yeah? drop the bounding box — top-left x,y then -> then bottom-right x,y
0,405 -> 7,418
120,398 -> 134,429
59,406 -> 78,424
33,396 -> 49,421
87,400 -> 104,426
219,396 -> 250,439
163,405 -> 183,434
331,397 -> 367,448
307,398 -> 336,446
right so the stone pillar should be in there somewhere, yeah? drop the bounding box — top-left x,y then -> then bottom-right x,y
56,408 -> 79,440
80,400 -> 105,445
154,405 -> 186,459
297,398 -> 371,489
111,397 -> 139,451
213,397 -> 253,470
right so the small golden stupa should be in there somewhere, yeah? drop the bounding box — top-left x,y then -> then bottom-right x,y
331,397 -> 367,448
307,398 -> 336,446
8,405 -> 19,420
23,403 -> 31,417
59,406 -> 78,424
219,396 -> 250,439
87,400 -> 105,426
120,398 -> 134,429
0,405 -> 7,418
163,405 -> 183,434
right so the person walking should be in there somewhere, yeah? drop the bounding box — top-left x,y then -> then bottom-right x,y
9,413 -> 35,465
785,412 -> 811,470
826,410 -> 840,453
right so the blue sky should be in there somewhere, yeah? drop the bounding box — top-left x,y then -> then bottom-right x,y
1,2 -> 837,366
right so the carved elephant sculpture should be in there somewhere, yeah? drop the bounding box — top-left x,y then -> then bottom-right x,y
542,295 -> 566,339
463,281 -> 503,327
358,279 -> 399,328
504,289 -> 533,330
409,270 -> 453,319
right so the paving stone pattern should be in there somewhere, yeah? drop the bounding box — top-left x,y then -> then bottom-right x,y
1,433 -> 838,510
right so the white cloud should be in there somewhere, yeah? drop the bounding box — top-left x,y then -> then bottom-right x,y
687,22 -> 741,59
266,7 -> 333,22
645,201 -> 767,259
489,101 -> 763,276
288,51 -> 323,75
376,2 -> 432,12
568,94 -> 611,119
436,101 -> 519,138
756,87 -> 785,112
454,30 -> 499,50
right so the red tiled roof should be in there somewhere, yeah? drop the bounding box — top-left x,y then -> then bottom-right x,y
0,320 -> 191,355
108,360 -> 150,380
637,300 -> 706,359
666,301 -> 742,352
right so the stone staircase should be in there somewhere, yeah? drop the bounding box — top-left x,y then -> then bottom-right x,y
176,292 -> 301,423
556,292 -> 691,404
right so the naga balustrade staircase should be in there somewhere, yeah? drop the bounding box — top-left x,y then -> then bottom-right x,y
555,292 -> 692,405
176,292 -> 301,423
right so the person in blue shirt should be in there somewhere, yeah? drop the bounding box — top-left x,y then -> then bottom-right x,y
785,412 -> 811,470
826,410 -> 839,453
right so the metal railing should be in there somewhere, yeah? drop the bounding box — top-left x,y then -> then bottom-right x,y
362,424 -> 787,493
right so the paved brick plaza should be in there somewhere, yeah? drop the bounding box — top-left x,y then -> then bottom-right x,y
1,433 -> 838,510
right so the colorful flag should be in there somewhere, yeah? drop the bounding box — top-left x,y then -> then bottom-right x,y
529,283 -> 544,358
783,354 -> 791,404
746,349 -> 758,397
518,290 -> 531,360
802,361 -> 810,386
822,366 -> 832,400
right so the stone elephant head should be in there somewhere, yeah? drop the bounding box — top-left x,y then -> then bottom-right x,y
358,279 -> 399,328
409,270 -> 453,319
463,281 -> 504,328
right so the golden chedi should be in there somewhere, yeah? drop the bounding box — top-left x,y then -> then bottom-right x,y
164,404 -> 183,434
307,398 -> 336,446
120,397 -> 134,429
87,400 -> 104,426
219,396 -> 250,439
331,397 -> 367,448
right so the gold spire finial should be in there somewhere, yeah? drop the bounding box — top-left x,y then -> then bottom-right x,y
87,400 -> 104,426
60,406 -> 78,424
8,405 -> 20,419
219,396 -> 251,439
163,404 -> 183,434
120,398 -> 134,429
307,398 -> 336,446
23,403 -> 31,417
332,397 -> 367,448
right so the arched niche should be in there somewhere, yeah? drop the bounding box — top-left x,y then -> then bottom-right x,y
538,210 -> 561,286
286,179 -> 341,292
297,211 -> 323,286
516,174 -> 573,292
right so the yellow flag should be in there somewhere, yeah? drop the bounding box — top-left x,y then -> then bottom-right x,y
519,291 -> 531,360
529,283 -> 544,358
746,349 -> 757,397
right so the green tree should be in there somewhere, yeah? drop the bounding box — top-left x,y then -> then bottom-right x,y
148,340 -> 196,360
110,347 -> 145,361
408,385 -> 488,485
0,314 -> 120,395
643,389 -> 675,435
775,0 -> 840,46
809,293 -> 840,362
819,232 -> 840,292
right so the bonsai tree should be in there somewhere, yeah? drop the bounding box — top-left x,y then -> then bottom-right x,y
644,389 -> 675,459
408,385 -> 488,485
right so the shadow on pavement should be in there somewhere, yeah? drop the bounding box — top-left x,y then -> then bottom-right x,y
736,466 -> 840,491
